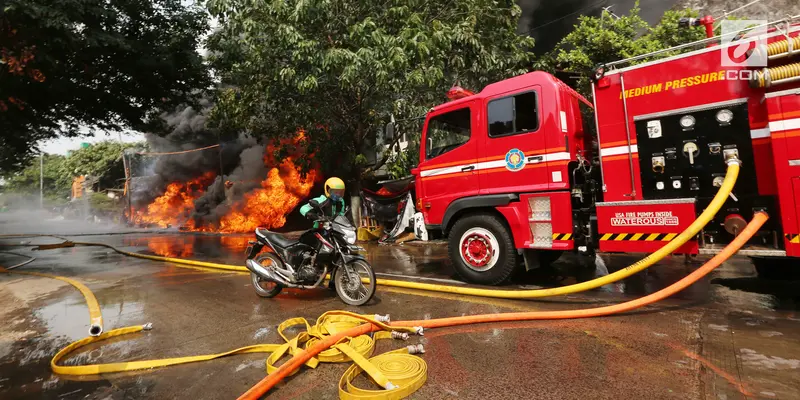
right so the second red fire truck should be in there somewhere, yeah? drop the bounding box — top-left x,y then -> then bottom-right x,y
410,17 -> 800,285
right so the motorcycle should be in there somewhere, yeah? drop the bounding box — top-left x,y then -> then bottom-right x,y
244,206 -> 377,306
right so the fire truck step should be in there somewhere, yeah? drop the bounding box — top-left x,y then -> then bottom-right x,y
698,244 -> 786,257
599,233 -> 677,242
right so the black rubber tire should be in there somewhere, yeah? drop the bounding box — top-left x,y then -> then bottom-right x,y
334,260 -> 377,306
448,213 -> 519,285
251,253 -> 283,298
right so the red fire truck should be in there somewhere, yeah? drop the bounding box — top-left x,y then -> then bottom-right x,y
411,17 -> 800,285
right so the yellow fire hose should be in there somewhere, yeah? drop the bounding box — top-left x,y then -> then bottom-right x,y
0,263 -> 104,337
25,158 -> 738,302
752,62 -> 800,88
0,178 -> 760,399
10,159 -> 741,308
1,209 -> 760,400
765,35 -> 800,58
241,212 -> 767,399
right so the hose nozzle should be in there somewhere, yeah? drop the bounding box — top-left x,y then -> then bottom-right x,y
407,344 -> 425,354
391,331 -> 410,340
142,323 -> 153,331
413,326 -> 424,336
89,324 -> 103,337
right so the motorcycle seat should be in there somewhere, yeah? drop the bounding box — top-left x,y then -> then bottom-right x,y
256,229 -> 298,248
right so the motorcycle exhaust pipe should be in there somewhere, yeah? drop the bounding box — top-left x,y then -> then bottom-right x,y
246,259 -> 293,286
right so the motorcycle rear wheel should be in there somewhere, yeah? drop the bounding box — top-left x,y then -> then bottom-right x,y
334,260 -> 376,306
251,253 -> 283,298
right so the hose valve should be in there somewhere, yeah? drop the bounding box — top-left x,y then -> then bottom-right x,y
374,314 -> 391,323
413,326 -> 424,336
391,331 -> 410,341
142,323 -> 153,331
723,149 -> 741,165
407,344 -> 425,354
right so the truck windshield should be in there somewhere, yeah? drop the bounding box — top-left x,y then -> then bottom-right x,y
425,108 -> 471,160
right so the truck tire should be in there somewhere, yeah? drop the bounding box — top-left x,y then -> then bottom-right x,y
448,213 -> 519,285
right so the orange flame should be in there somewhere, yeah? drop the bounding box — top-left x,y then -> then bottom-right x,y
133,171 -> 215,228
133,133 -> 320,233
218,159 -> 317,232
147,240 -> 194,258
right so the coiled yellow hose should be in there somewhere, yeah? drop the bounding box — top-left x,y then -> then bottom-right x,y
338,347 -> 427,400
766,36 -> 800,57
752,62 -> 800,88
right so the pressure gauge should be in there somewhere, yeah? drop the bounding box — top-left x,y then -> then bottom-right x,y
716,109 -> 733,125
679,115 -> 696,130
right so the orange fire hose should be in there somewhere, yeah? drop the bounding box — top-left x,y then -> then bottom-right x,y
239,212 -> 768,400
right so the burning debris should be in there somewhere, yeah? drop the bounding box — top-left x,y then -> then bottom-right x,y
130,104 -> 319,232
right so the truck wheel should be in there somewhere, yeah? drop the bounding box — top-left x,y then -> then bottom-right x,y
448,213 -> 519,285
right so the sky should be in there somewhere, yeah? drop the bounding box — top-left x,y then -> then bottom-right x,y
39,130 -> 145,155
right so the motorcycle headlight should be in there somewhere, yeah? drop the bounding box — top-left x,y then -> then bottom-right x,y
345,229 -> 356,244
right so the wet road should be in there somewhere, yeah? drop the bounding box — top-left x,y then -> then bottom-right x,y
1,216 -> 799,399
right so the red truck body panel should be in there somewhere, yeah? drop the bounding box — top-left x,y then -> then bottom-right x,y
415,20 -> 800,260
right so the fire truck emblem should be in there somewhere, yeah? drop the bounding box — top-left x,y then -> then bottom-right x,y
505,149 -> 525,171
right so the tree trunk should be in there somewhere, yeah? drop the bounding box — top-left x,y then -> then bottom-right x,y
349,178 -> 362,228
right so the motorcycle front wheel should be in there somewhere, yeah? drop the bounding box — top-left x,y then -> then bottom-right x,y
334,260 -> 376,306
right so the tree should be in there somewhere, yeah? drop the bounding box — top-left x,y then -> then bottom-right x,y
205,0 -> 534,187
3,153 -> 68,200
56,141 -> 145,191
537,5 -> 708,98
3,141 -> 145,200
0,0 -> 210,173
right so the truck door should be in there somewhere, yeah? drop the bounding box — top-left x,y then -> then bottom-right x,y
479,86 -> 551,194
418,106 -> 478,224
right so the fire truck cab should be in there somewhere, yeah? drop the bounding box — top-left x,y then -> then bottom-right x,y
412,18 -> 800,285
412,71 -> 593,284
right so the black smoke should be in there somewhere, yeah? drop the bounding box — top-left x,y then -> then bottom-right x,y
129,101 -> 262,223
190,142 -> 269,227
517,0 -> 679,54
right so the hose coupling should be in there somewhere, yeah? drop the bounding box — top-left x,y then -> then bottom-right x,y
413,326 -> 424,336
407,344 -> 425,354
374,314 -> 391,323
89,325 -> 103,337
391,331 -> 410,340
723,149 -> 740,166
385,382 -> 399,390
142,323 -> 154,331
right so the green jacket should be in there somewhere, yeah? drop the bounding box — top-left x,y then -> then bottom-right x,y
300,195 -> 346,228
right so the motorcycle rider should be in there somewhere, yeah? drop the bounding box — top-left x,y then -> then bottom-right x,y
300,177 -> 346,227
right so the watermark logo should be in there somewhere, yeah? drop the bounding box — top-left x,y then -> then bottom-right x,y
720,20 -> 767,67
